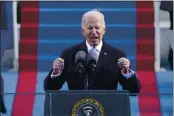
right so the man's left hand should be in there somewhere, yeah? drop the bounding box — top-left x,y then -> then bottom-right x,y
118,57 -> 130,74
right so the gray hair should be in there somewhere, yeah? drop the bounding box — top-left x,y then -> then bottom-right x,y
81,9 -> 106,28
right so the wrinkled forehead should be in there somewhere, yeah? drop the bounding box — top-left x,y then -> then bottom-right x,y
85,15 -> 101,24
83,15 -> 103,27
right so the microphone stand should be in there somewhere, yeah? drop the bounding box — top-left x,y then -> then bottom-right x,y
77,63 -> 95,90
84,73 -> 89,90
84,65 -> 96,90
76,65 -> 89,90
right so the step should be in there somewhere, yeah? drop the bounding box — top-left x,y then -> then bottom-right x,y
18,54 -> 136,71
39,1 -> 136,9
1,2 -> 14,56
20,26 -> 135,40
136,28 -> 154,39
136,11 -> 154,24
136,1 -> 154,8
136,55 -> 155,71
19,59 -> 37,72
19,39 -> 136,57
21,26 -> 137,40
38,27 -> 136,39
37,40 -> 136,57
21,28 -> 38,39
137,39 -> 154,56
19,56 -> 157,71
22,11 -> 39,24
39,11 -> 135,24
37,57 -> 136,71
19,42 -> 37,55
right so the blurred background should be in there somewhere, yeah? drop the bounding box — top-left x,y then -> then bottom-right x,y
0,1 -> 173,116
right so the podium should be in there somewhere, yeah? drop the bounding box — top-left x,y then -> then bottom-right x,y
44,90 -> 131,116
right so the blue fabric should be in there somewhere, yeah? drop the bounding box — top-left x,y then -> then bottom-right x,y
0,2 -> 13,58
38,1 -> 136,71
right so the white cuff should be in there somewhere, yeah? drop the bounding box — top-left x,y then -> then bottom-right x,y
122,69 -> 135,79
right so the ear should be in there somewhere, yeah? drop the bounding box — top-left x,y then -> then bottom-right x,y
103,26 -> 106,35
81,28 -> 85,35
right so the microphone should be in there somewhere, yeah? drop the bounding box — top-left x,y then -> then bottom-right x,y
75,51 -> 87,75
87,51 -> 98,72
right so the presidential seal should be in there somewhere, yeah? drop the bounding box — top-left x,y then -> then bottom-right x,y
72,98 -> 105,116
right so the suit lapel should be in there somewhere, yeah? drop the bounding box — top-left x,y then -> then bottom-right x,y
96,42 -> 108,70
76,41 -> 109,71
77,41 -> 88,54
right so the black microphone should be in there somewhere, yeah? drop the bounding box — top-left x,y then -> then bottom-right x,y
87,51 -> 98,72
75,51 -> 87,76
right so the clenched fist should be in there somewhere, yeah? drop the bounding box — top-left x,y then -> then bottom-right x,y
118,57 -> 130,74
52,58 -> 64,75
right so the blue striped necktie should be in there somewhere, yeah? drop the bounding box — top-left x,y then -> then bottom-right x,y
90,47 -> 97,52
89,47 -> 99,62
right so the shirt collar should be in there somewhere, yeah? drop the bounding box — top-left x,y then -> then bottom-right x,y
86,40 -> 103,52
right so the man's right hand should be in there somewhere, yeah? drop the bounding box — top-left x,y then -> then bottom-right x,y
52,58 -> 64,75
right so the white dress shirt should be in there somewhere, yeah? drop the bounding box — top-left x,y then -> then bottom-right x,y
86,41 -> 134,79
51,41 -> 135,78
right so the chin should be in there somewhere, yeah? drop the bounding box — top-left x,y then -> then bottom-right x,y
88,39 -> 100,46
91,42 -> 99,46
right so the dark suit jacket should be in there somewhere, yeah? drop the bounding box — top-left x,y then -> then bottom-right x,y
17,1 -> 21,24
44,41 -> 141,93
0,1 -> 8,30
160,1 -> 173,30
0,75 -> 7,113
160,1 -> 173,12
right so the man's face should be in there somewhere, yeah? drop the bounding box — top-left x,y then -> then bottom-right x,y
82,15 -> 106,47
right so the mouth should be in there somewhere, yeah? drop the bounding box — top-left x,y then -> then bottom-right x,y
90,37 -> 98,40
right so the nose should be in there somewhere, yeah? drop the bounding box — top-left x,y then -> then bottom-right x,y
91,28 -> 97,35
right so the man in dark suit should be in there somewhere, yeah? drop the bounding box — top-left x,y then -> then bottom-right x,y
17,1 -> 21,24
44,10 -> 141,93
160,1 -> 173,70
160,1 -> 173,30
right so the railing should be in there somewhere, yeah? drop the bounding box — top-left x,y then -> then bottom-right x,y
154,1 -> 171,71
1,92 -> 173,116
154,1 -> 161,72
12,1 -> 19,71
